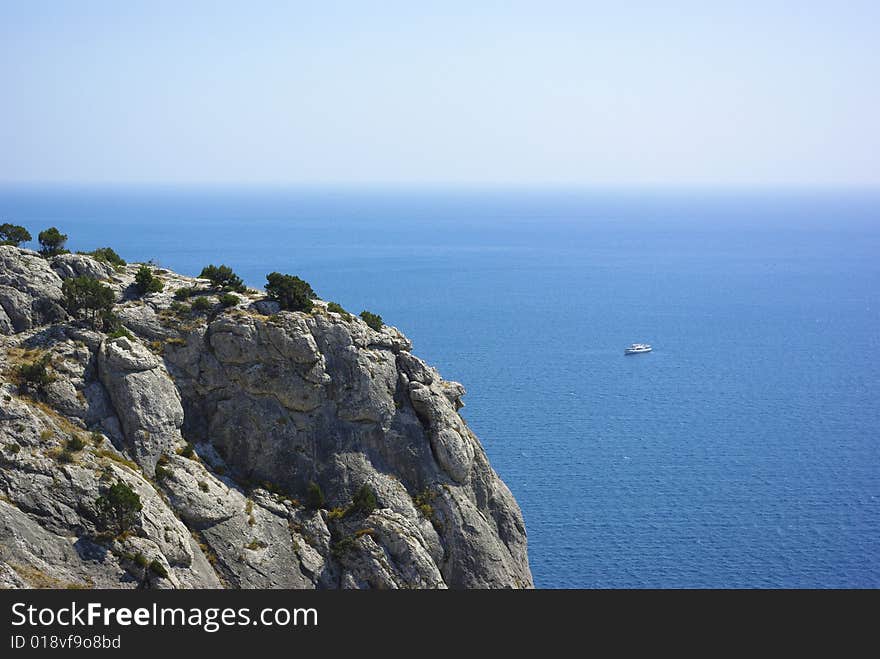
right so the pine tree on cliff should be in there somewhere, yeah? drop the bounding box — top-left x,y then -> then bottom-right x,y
0,223 -> 31,247
38,227 -> 67,256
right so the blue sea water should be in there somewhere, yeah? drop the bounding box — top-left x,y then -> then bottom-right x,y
2,185 -> 878,588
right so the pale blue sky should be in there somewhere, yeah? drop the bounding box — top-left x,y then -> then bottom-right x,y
1,1 -> 878,186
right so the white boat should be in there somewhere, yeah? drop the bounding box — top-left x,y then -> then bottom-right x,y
624,343 -> 652,355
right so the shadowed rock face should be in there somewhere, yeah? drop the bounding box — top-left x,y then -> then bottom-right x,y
0,246 -> 532,589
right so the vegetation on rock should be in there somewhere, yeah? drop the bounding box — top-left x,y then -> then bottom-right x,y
265,272 -> 316,312
0,223 -> 31,247
306,481 -> 325,510
108,327 -> 133,339
190,296 -> 213,313
219,292 -> 239,308
66,435 -> 86,452
412,488 -> 436,520
134,265 -> 164,295
95,481 -> 142,536
359,310 -> 383,331
62,276 -> 115,327
15,354 -> 55,394
174,286 -> 199,300
350,483 -> 378,516
327,301 -> 351,320
82,247 -> 126,268
37,227 -> 68,256
199,264 -> 246,292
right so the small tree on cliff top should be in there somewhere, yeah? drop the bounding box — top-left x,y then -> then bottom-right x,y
199,264 -> 245,292
38,227 -> 67,256
264,272 -> 316,313
359,310 -> 383,331
62,276 -> 115,328
0,223 -> 31,247
134,265 -> 164,295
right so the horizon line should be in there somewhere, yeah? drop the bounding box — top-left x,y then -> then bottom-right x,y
2,180 -> 880,193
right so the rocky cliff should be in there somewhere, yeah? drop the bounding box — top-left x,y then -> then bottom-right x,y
0,245 -> 531,589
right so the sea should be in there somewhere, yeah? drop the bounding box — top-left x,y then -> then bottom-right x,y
2,185 -> 878,588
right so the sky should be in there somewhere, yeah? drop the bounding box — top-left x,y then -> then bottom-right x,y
1,1 -> 878,187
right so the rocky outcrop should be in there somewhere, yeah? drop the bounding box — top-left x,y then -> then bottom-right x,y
50,253 -> 118,281
0,246 -> 531,589
0,246 -> 67,333
97,337 -> 184,476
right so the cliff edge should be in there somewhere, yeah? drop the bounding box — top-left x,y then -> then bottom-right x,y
0,245 -> 532,589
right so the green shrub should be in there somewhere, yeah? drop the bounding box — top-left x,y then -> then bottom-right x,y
134,265 -> 163,295
148,560 -> 168,578
169,301 -> 190,314
199,264 -> 246,292
57,449 -> 75,463
16,354 -> 54,393
198,481 -> 209,493
326,507 -> 346,520
66,435 -> 86,452
305,481 -> 325,510
0,223 -> 31,247
331,535 -> 357,558
133,553 -> 149,568
327,301 -> 351,320
99,309 -> 125,334
38,227 -> 67,256
108,327 -> 133,340
96,450 -> 138,471
179,443 -> 195,459
190,296 -> 213,313
412,489 -> 435,520
84,247 -> 126,268
90,431 -> 105,446
264,272 -> 316,312
62,276 -> 115,327
359,310 -> 383,331
5,443 -> 21,455
173,286 -> 197,301
94,481 -> 142,536
154,465 -> 170,481
219,292 -> 239,308
350,484 -> 377,516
